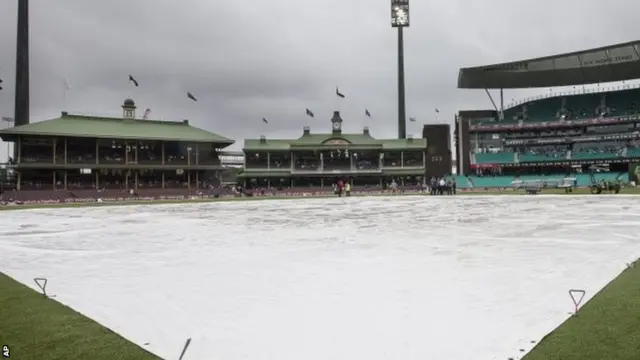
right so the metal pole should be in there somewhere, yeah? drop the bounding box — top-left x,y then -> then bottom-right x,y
397,26 -> 406,139
14,0 -> 29,128
1,117 -> 14,163
499,88 -> 504,120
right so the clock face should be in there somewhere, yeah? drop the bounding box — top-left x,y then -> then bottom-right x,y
332,122 -> 341,130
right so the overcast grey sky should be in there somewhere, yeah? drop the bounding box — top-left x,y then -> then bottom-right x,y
0,0 -> 639,151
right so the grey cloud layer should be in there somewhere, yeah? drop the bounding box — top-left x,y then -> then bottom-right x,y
0,0 -> 638,148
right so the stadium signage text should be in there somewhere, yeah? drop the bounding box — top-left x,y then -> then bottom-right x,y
472,44 -> 640,76
470,114 -> 640,132
582,55 -> 633,66
483,62 -> 528,72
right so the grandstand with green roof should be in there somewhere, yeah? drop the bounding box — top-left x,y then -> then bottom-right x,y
239,111 -> 426,190
454,40 -> 640,189
0,98 -> 234,201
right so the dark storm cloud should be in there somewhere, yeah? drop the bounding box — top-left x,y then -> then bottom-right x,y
1,0 -> 639,150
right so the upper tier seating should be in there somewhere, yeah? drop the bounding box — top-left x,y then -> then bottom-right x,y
519,149 -> 567,162
476,88 -> 640,125
606,89 -> 640,116
571,146 -> 624,160
524,97 -> 563,122
565,93 -> 601,119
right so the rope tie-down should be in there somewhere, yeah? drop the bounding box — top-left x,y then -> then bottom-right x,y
178,338 -> 191,360
33,277 -> 50,298
569,289 -> 586,315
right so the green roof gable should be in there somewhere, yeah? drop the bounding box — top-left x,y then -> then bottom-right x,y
381,139 -> 427,150
290,133 -> 381,146
0,113 -> 234,144
243,130 -> 426,151
244,139 -> 291,151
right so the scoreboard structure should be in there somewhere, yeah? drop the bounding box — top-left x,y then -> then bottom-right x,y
422,124 -> 453,177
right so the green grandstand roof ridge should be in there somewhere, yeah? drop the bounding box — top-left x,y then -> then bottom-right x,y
62,112 -> 191,126
0,113 -> 234,144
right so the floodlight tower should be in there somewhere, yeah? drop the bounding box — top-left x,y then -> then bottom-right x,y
391,0 -> 409,139
15,0 -> 29,127
13,0 -> 29,126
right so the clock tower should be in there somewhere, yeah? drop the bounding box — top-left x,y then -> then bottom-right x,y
330,111 -> 343,134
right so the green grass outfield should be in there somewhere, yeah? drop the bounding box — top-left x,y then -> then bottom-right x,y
523,261 -> 640,360
0,272 -> 161,360
0,186 -> 639,211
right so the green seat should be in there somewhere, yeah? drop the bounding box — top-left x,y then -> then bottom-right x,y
575,174 -> 591,186
605,88 -> 640,116
565,93 -> 600,119
520,153 -> 566,162
453,176 -> 471,188
468,176 -> 514,188
626,147 -> 640,157
571,148 -> 623,160
500,88 -> 640,124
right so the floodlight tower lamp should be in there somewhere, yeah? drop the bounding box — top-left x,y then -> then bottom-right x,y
391,0 -> 409,139
390,0 -> 410,27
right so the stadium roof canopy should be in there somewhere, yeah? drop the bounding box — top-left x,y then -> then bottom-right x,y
458,40 -> 640,89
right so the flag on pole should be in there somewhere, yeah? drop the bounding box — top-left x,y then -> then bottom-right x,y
262,117 -> 268,124
305,108 -> 314,118
63,79 -> 71,90
143,108 -> 151,119
435,108 -> 439,113
365,109 -> 371,118
187,92 -> 198,101
128,75 -> 139,87
409,116 -> 416,122
336,87 -> 345,98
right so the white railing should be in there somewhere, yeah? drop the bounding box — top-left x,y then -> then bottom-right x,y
249,163 -> 424,174
219,155 -> 244,166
